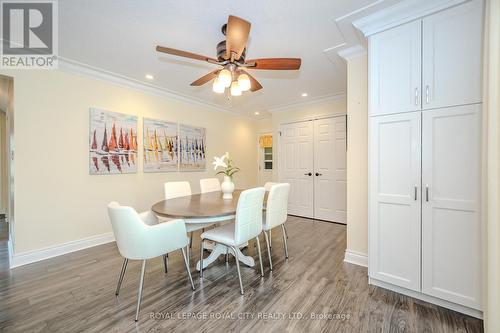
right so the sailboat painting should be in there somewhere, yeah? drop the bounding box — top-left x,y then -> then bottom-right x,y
143,118 -> 178,172
179,124 -> 206,171
89,108 -> 138,175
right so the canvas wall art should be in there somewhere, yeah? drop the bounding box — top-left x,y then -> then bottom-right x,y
89,108 -> 138,174
143,118 -> 178,172
179,124 -> 206,171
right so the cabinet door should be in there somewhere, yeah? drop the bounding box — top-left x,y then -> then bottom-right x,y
422,0 -> 483,110
369,112 -> 421,291
421,105 -> 481,309
279,121 -> 314,218
313,116 -> 347,223
369,20 -> 422,116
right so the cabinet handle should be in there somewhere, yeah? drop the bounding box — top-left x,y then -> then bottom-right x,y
315,172 -> 322,176
304,172 -> 312,176
425,85 -> 430,104
414,87 -> 419,106
414,185 -> 418,201
425,185 -> 429,202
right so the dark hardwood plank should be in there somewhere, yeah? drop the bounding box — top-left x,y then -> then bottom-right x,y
0,216 -> 483,332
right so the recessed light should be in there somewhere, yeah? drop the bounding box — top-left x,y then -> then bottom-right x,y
145,74 -> 154,80
301,93 -> 308,97
254,111 -> 260,116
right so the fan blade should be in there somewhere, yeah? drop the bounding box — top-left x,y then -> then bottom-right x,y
156,46 -> 218,63
241,70 -> 263,92
245,58 -> 301,70
225,15 -> 251,60
190,70 -> 221,86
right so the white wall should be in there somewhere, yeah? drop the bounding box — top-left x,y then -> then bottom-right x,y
485,0 -> 500,331
0,69 -> 258,255
345,54 -> 368,259
270,97 -> 347,181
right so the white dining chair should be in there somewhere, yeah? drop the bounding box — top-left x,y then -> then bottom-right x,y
262,183 -> 291,271
200,178 -> 221,193
137,210 -> 169,273
108,202 -> 194,322
264,182 -> 279,191
199,187 -> 266,295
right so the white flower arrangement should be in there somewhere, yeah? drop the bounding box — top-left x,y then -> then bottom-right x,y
213,152 -> 240,179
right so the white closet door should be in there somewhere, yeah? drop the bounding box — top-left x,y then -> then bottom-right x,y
369,20 -> 422,116
421,105 -> 481,309
422,0 -> 483,110
279,121 -> 314,218
313,116 -> 347,223
369,112 -> 421,291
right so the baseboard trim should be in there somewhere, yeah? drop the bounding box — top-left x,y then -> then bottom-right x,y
369,277 -> 483,319
10,232 -> 115,268
344,249 -> 368,267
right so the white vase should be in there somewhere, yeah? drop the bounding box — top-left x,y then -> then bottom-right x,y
221,176 -> 235,199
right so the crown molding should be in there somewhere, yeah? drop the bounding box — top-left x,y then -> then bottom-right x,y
267,92 -> 346,113
58,57 -> 254,119
337,45 -> 367,61
352,0 -> 470,37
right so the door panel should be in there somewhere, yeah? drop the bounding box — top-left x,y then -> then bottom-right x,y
369,112 -> 421,291
422,0 -> 483,110
280,121 -> 314,218
313,117 -> 347,223
369,20 -> 422,116
421,105 -> 481,309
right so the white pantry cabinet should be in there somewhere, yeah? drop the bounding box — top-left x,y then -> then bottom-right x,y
368,0 -> 483,316
369,0 -> 483,116
369,112 -> 422,291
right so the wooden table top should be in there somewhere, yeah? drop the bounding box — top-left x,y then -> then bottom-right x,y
152,189 -> 247,219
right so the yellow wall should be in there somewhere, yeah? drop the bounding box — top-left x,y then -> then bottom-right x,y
0,69 -> 258,254
345,54 -> 368,257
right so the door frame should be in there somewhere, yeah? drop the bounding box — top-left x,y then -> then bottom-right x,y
277,113 -> 347,221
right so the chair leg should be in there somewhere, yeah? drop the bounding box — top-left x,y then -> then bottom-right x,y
281,224 -> 289,259
255,236 -> 264,277
163,254 -> 168,273
189,232 -> 193,248
181,247 -> 195,290
269,229 -> 272,249
263,230 -> 273,271
135,260 -> 147,322
230,246 -> 244,295
199,239 -> 204,278
225,247 -> 229,263
115,258 -> 128,295
283,224 -> 289,239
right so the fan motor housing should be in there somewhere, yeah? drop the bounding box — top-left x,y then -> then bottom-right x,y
217,40 -> 246,62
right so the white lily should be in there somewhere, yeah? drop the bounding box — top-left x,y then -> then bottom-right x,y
212,154 -> 227,170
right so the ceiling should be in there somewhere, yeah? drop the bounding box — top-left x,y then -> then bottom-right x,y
59,0 -> 401,117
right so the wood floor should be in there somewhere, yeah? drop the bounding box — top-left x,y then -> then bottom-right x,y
0,216 -> 483,332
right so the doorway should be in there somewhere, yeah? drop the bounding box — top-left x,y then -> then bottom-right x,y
0,75 -> 13,270
279,115 -> 347,223
257,133 -> 273,186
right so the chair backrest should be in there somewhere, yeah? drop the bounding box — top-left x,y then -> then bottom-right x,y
234,187 -> 266,245
164,181 -> 191,200
200,178 -> 221,193
264,183 -> 291,230
107,202 -> 188,259
264,182 -> 279,191
107,202 -> 153,259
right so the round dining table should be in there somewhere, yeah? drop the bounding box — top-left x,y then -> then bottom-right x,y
151,189 -> 260,271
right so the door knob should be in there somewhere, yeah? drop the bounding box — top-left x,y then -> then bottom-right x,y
304,172 -> 312,176
315,172 -> 322,176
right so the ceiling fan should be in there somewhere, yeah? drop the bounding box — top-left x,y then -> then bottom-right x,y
156,15 -> 301,96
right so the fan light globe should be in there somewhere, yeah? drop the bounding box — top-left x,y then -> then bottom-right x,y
218,69 -> 232,88
212,78 -> 225,94
230,81 -> 242,96
238,74 -> 251,91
